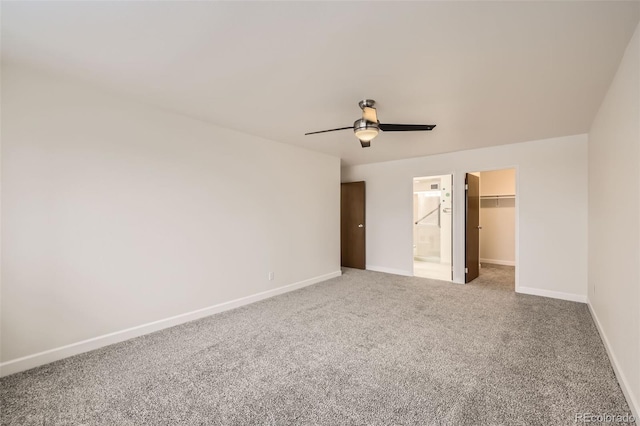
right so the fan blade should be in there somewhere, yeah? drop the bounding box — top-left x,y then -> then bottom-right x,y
379,124 -> 436,132
305,126 -> 352,135
362,107 -> 378,123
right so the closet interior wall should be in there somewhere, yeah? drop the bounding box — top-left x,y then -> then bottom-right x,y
479,169 -> 516,266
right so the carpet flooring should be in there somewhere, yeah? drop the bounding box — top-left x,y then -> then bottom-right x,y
473,263 -> 516,291
1,268 -> 634,425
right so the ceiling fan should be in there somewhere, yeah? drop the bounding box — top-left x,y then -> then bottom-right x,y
304,99 -> 436,148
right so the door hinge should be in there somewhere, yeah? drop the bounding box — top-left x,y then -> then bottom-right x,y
465,267 -> 469,273
465,184 -> 468,190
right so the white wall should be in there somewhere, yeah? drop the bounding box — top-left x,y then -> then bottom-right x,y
0,63 -> 341,372
588,22 -> 639,418
479,169 -> 516,266
440,175 -> 453,265
342,134 -> 588,301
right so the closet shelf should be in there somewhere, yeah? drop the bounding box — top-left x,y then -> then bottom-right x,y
480,194 -> 515,199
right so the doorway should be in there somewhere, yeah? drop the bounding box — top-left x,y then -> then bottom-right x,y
465,168 -> 516,289
413,175 -> 452,281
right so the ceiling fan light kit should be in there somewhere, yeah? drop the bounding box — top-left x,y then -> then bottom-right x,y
305,99 -> 436,148
353,119 -> 379,142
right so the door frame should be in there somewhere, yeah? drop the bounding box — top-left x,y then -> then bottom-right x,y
458,167 -> 519,290
411,174 -> 454,281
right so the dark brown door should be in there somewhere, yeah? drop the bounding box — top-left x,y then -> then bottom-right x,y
341,181 -> 365,269
465,173 -> 480,282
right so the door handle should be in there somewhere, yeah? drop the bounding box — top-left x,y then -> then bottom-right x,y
358,224 -> 364,228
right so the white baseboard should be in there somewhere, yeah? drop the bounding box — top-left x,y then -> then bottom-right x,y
516,286 -> 587,303
0,270 -> 342,377
480,258 -> 515,266
366,265 -> 413,276
587,301 -> 639,420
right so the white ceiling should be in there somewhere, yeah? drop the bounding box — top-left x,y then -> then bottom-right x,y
2,2 -> 639,166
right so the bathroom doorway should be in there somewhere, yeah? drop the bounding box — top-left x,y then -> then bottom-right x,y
413,175 -> 453,281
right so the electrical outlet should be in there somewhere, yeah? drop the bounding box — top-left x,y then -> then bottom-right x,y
268,272 -> 274,281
